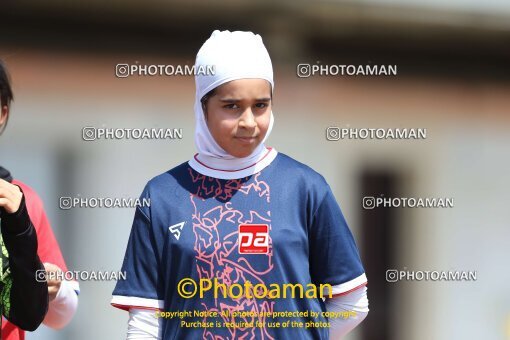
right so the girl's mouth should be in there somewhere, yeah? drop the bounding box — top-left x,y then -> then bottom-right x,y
235,136 -> 257,143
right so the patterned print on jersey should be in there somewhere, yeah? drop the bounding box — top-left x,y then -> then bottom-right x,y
189,169 -> 275,339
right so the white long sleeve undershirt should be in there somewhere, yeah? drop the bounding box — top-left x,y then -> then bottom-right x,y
42,279 -> 79,329
127,308 -> 162,340
325,285 -> 369,339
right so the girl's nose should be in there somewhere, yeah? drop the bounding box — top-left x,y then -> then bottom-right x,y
239,109 -> 257,129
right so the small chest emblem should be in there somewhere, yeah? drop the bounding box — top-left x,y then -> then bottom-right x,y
169,222 -> 186,241
238,224 -> 269,254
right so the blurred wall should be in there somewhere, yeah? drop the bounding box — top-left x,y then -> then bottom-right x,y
0,1 -> 509,339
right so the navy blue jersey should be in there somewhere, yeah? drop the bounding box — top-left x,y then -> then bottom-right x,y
112,150 -> 366,339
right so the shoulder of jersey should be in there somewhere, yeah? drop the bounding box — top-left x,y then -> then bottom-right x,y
275,152 -> 327,186
145,161 -> 192,189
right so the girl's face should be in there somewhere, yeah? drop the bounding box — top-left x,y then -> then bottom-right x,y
203,79 -> 272,158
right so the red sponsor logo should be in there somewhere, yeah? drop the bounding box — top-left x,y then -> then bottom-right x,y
238,224 -> 269,254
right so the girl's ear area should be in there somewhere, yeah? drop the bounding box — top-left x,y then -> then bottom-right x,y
201,101 -> 208,122
0,105 -> 8,125
0,105 -> 8,134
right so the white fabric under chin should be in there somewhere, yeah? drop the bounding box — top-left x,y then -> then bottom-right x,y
188,146 -> 279,180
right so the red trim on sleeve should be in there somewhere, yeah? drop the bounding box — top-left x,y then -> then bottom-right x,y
330,282 -> 367,298
111,303 -> 161,312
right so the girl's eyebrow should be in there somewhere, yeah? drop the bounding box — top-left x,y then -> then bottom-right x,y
219,97 -> 271,102
219,98 -> 240,103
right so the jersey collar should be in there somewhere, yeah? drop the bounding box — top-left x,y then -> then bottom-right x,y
188,147 -> 278,179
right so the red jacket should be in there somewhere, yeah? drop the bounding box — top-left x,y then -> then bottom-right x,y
2,180 -> 70,340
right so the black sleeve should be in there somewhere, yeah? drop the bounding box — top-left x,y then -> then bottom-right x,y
1,191 -> 49,331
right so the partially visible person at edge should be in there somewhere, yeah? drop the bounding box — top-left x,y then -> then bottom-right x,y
0,59 -> 80,340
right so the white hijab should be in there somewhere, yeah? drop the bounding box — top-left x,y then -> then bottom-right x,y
190,30 -> 277,179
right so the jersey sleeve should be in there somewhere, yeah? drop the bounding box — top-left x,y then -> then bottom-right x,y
111,185 -> 164,311
309,184 -> 367,297
11,180 -> 80,295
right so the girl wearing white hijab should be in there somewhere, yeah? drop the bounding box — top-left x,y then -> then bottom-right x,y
112,30 -> 368,339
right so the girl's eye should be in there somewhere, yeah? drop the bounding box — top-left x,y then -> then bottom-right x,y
224,104 -> 239,109
255,103 -> 268,109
